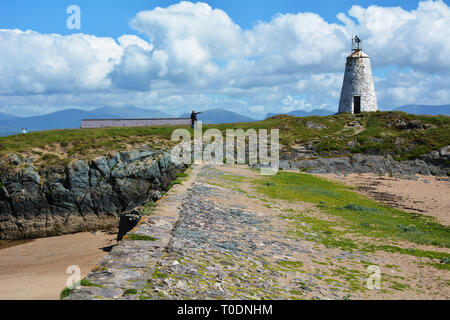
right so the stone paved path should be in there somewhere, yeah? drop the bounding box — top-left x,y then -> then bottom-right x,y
66,164 -> 449,300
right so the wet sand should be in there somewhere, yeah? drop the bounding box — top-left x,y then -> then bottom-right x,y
321,173 -> 450,226
0,231 -> 116,300
0,240 -> 32,251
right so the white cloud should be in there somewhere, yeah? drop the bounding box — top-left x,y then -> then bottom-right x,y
118,35 -> 153,51
0,29 -> 124,94
130,1 -> 246,60
340,0 -> 450,72
0,1 -> 449,118
376,69 -> 450,107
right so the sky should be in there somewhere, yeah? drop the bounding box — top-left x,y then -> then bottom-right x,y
0,0 -> 449,118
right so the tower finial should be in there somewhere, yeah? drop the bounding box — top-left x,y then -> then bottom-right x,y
352,35 -> 362,51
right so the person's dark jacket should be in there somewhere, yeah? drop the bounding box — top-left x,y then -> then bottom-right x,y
190,112 -> 202,122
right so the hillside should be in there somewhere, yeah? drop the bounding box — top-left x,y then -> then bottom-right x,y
0,112 -> 449,169
0,112 -> 19,121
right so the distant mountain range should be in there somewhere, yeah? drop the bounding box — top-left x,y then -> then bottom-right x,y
0,107 -> 256,137
0,112 -> 20,121
266,105 -> 450,118
92,106 -> 171,119
387,105 -> 450,116
265,108 -> 335,119
0,107 -> 171,137
1,104 -> 448,137
179,108 -> 257,124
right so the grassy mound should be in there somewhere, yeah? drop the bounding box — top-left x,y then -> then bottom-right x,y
0,112 -> 448,167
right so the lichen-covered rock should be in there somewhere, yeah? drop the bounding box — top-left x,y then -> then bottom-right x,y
306,121 -> 327,130
0,149 -> 186,240
440,146 -> 450,157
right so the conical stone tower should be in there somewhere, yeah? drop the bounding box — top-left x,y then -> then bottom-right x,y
338,36 -> 378,114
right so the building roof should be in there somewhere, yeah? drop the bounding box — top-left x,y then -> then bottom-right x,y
347,49 -> 370,59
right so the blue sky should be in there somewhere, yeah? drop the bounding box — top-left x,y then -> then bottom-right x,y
0,0 -> 437,37
0,0 -> 449,118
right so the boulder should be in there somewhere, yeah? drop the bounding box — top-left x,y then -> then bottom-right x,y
440,146 -> 450,157
117,207 -> 143,241
306,121 -> 327,130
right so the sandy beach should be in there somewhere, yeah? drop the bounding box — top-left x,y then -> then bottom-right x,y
321,173 -> 450,226
0,231 -> 116,300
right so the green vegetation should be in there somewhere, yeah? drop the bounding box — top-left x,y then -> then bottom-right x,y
251,170 -> 450,271
330,266 -> 367,292
0,126 -> 179,155
168,171 -> 190,189
59,279 -> 104,300
152,269 -> 169,279
60,287 -> 74,300
123,288 -> 138,296
127,234 -> 158,241
0,125 -> 182,168
1,112 -> 448,167
256,171 -> 450,248
276,260 -> 304,270
142,201 -> 157,216
389,280 -> 411,291
430,262 -> 450,271
211,111 -> 450,161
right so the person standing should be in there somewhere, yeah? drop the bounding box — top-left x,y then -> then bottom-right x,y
190,110 -> 202,128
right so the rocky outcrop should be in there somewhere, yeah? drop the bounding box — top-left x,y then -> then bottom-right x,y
306,121 -> 328,130
272,147 -> 450,176
0,149 -> 186,240
388,118 -> 437,131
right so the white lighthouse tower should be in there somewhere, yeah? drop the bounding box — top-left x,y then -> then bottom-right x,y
338,36 -> 378,114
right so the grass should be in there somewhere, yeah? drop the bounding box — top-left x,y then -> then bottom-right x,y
430,262 -> 450,271
330,266 -> 367,292
0,126 -> 179,155
256,171 -> 450,249
142,201 -> 157,216
168,171 -> 189,189
59,279 -> 104,300
276,260 -> 304,270
1,112 -> 448,167
371,245 -> 450,259
251,170 -> 450,271
0,125 -> 182,169
127,234 -> 158,241
123,288 -> 139,296
152,269 -> 169,279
